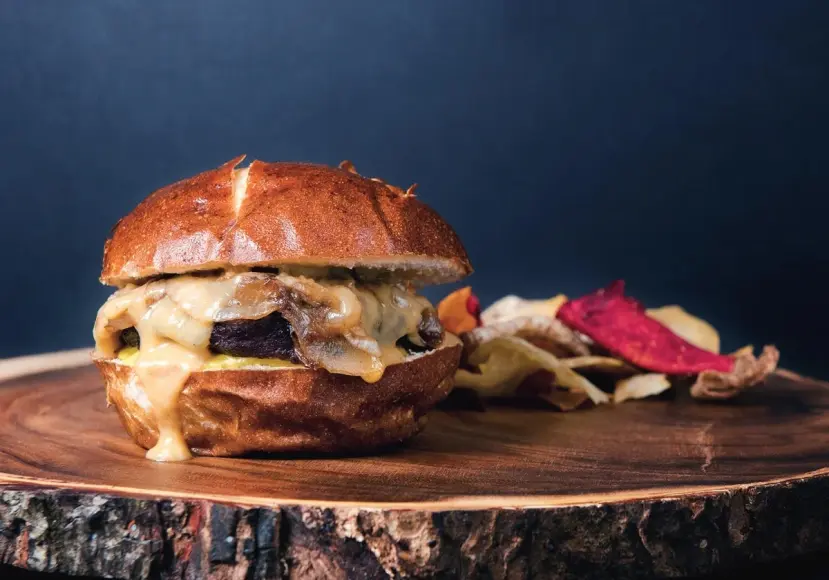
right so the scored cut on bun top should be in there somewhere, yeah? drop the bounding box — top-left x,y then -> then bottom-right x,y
101,156 -> 473,287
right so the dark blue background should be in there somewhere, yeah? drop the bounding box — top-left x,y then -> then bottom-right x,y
1,1 -> 828,376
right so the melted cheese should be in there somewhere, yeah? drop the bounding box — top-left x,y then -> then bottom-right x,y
117,347 -> 303,370
93,271 -> 435,462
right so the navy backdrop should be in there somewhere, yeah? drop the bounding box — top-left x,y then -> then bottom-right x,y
1,1 -> 828,376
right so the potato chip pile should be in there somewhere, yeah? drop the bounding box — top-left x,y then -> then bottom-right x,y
437,282 -> 780,410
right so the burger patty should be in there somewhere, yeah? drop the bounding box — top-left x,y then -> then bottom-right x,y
118,309 -> 444,360
210,312 -> 298,360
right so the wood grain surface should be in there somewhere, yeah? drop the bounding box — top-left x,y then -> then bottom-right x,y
2,352 -> 829,578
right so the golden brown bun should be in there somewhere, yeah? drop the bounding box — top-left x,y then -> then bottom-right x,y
101,157 -> 472,286
96,343 -> 461,457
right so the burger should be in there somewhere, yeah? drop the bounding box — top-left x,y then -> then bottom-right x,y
92,157 -> 471,461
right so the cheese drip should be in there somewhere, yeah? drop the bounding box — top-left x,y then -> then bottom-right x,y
93,271 -> 435,461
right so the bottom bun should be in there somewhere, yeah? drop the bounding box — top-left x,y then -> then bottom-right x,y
96,343 -> 461,456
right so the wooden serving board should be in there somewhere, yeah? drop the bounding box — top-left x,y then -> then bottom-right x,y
1,351 -> 829,579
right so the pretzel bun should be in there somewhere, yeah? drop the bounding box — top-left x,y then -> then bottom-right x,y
101,156 -> 472,287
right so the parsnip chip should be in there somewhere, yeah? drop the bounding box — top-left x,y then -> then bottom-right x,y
646,305 -> 720,353
517,371 -> 590,411
691,345 -> 780,400
481,294 -> 568,326
537,388 -> 590,411
561,356 -> 634,373
437,286 -> 480,335
463,316 -> 590,358
456,336 -> 609,405
614,373 -> 671,403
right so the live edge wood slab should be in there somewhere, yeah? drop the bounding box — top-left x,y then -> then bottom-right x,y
1,352 -> 829,579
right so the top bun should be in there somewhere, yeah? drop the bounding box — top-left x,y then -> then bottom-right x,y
100,156 -> 472,287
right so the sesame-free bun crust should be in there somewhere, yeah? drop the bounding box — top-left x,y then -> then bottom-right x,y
101,157 -> 472,286
96,343 -> 461,457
